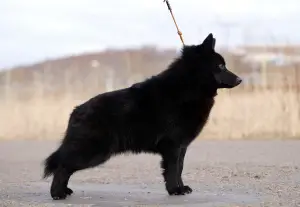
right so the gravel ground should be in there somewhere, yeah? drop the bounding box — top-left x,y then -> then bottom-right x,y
0,140 -> 300,207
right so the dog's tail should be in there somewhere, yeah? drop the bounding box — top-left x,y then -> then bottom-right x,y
43,148 -> 61,179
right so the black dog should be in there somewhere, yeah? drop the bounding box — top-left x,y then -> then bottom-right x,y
43,33 -> 242,200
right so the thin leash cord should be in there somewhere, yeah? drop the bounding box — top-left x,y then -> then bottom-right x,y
163,0 -> 185,46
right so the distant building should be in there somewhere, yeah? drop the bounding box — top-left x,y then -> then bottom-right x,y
230,46 -> 300,67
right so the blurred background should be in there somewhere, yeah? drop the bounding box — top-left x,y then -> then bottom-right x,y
0,0 -> 300,140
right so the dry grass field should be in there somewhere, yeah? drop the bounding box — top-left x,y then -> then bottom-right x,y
1,88 -> 300,141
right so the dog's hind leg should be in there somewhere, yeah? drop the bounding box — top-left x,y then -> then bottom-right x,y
50,167 -> 74,200
177,147 -> 192,193
50,144 -> 112,200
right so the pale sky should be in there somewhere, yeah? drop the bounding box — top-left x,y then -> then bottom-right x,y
0,0 -> 299,69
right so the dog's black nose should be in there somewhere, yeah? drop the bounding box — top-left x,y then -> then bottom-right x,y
236,77 -> 242,84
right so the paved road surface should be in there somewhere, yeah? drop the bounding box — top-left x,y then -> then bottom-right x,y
0,140 -> 300,207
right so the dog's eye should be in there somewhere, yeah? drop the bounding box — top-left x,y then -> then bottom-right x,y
219,64 -> 226,71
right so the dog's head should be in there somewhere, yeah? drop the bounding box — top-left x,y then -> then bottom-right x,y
181,33 -> 242,89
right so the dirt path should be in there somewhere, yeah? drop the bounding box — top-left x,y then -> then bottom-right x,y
0,140 -> 300,207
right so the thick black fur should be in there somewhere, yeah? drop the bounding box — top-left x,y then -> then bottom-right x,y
43,33 -> 242,200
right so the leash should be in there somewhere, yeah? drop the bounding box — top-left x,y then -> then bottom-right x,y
163,0 -> 185,46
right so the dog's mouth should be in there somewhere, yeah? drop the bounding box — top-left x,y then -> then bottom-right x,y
222,77 -> 242,88
214,71 -> 242,89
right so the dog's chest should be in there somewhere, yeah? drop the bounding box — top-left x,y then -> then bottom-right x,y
162,98 -> 215,139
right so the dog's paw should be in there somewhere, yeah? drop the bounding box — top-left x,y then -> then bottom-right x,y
182,185 -> 193,194
51,187 -> 73,200
51,189 -> 67,200
52,193 -> 67,200
168,185 -> 193,195
65,187 -> 73,195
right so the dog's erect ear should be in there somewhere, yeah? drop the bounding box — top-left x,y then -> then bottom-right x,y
212,37 -> 216,49
202,33 -> 215,50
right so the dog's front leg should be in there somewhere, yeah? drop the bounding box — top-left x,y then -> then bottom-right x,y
161,147 -> 191,195
177,147 -> 192,194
